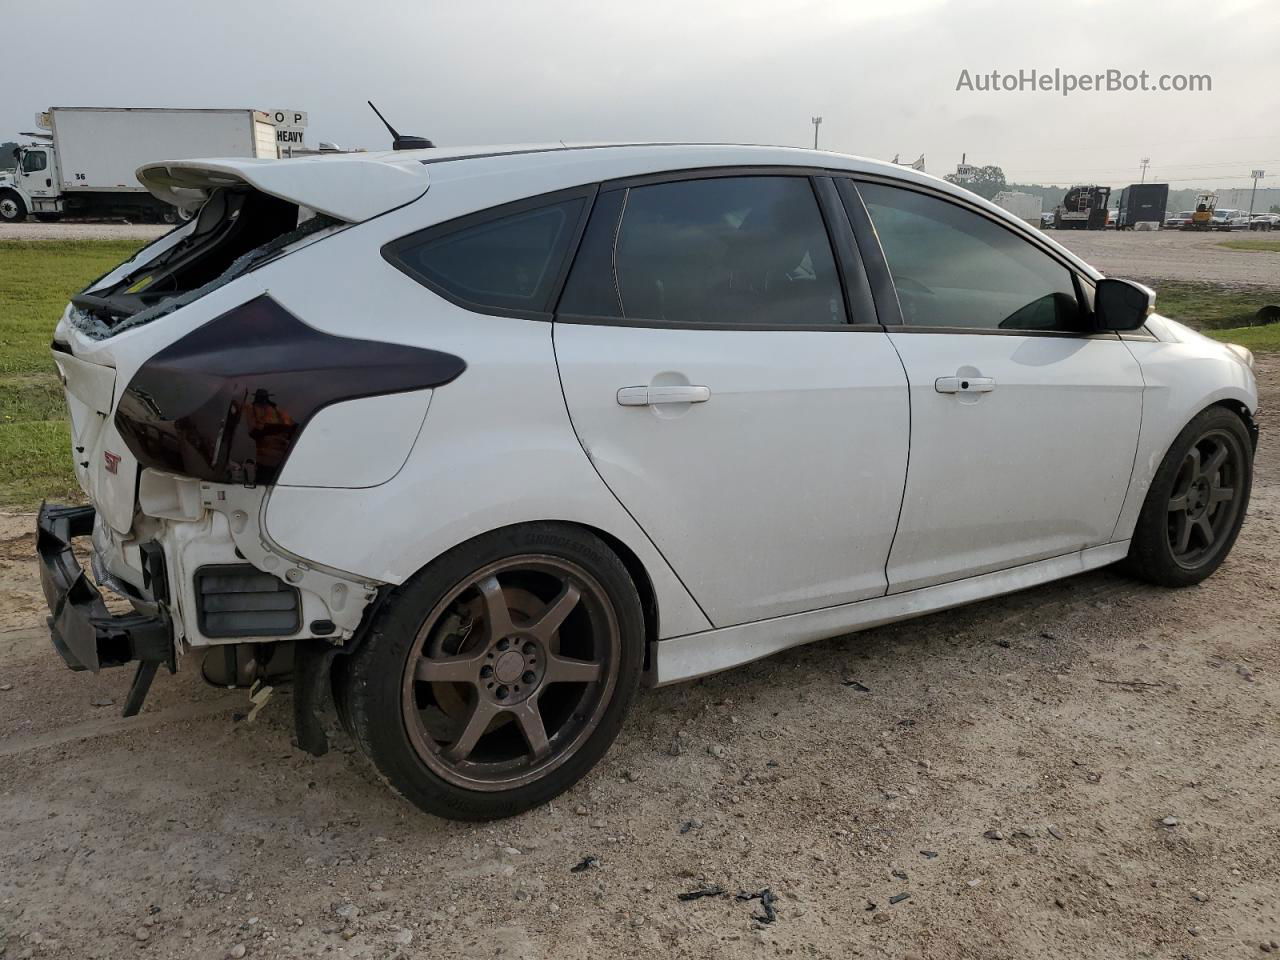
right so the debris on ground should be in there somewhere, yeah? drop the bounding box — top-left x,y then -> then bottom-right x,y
983,830 -> 1004,840
737,888 -> 779,923
569,856 -> 600,873
245,680 -> 273,722
677,884 -> 727,901
889,892 -> 911,905
841,678 -> 871,692
679,819 -> 703,834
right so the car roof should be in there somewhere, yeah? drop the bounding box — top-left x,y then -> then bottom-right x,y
138,142 -> 1101,278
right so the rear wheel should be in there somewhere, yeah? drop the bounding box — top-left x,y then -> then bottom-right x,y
0,191 -> 27,223
1124,407 -> 1252,587
341,523 -> 644,820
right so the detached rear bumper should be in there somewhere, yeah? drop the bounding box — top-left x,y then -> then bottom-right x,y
37,504 -> 173,704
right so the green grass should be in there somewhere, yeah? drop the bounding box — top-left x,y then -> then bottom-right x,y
1144,280 -> 1280,332
1206,324 -> 1280,352
0,239 -> 144,509
1217,236 -> 1280,253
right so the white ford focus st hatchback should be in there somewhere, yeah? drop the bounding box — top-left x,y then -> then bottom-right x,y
38,144 -> 1257,820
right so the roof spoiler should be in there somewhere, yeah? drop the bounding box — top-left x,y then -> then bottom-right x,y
135,155 -> 430,222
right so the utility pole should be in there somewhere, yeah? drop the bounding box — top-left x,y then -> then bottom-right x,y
811,116 -> 822,150
1249,169 -> 1265,217
1139,157 -> 1150,183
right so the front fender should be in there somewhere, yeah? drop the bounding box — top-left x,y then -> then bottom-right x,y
1112,335 -> 1258,539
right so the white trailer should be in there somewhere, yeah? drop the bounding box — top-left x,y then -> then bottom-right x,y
992,190 -> 1043,226
0,107 -> 279,223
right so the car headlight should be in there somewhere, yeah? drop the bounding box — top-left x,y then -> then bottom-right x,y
1225,342 -> 1255,371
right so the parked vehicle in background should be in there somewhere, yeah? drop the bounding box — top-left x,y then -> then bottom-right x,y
37,143 -> 1259,821
1166,210 -> 1194,229
1116,183 -> 1170,229
1211,209 -> 1250,231
1054,184 -> 1111,229
991,190 -> 1042,226
1190,192 -> 1218,230
0,107 -> 279,224
1249,214 -> 1278,231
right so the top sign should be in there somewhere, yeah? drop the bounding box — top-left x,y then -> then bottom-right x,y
1251,169 -> 1266,180
268,110 -> 308,129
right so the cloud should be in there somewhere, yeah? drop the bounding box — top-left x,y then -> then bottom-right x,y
4,0 -> 1277,187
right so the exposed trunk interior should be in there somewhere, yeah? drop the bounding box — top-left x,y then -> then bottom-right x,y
70,188 -> 334,335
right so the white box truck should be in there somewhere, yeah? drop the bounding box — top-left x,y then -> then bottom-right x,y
0,107 -> 279,224
992,190 -> 1043,226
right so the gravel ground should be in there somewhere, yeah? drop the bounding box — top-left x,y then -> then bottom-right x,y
1051,229 -> 1280,290
0,221 -> 170,242
0,348 -> 1277,959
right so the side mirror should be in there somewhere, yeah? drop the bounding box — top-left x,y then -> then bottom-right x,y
1094,278 -> 1155,331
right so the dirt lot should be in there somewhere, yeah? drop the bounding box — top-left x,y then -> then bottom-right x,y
1049,229 -> 1280,290
1,344 -> 1278,960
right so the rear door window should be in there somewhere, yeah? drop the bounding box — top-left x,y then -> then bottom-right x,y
385,194 -> 587,315
560,176 -> 847,327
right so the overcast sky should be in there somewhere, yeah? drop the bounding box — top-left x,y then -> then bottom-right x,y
5,0 -> 1278,188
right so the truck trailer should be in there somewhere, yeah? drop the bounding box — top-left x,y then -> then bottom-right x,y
992,190 -> 1043,226
1116,183 -> 1169,230
1053,185 -> 1112,230
0,107 -> 279,223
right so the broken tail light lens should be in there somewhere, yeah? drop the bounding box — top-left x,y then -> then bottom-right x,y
115,296 -> 465,486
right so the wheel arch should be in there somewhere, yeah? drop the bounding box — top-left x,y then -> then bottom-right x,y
1210,397 -> 1259,451
1113,387 -> 1258,542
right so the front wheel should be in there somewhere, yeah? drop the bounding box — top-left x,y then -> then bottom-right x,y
340,523 -> 644,820
0,191 -> 27,223
1124,407 -> 1253,587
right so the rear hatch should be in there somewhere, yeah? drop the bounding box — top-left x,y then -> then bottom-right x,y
53,153 -> 431,533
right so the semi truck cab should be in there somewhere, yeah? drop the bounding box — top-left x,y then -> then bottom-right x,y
1,142 -> 59,222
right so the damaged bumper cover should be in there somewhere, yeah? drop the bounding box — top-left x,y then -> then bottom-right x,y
37,502 -> 175,715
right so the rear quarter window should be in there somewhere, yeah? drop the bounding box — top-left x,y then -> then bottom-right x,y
384,192 -> 588,316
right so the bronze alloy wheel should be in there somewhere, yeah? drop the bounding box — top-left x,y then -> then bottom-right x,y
399,555 -> 621,791
1165,427 -> 1246,570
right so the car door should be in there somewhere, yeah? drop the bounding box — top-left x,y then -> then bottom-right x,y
840,178 -> 1144,594
553,173 -> 909,628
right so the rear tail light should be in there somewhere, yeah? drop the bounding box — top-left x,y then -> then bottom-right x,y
115,296 -> 465,485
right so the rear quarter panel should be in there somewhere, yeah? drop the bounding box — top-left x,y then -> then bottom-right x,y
256,204 -> 712,640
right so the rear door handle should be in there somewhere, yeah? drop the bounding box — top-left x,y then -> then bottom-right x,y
617,385 -> 711,406
935,376 -> 995,394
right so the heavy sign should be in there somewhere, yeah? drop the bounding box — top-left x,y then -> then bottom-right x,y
269,109 -> 308,149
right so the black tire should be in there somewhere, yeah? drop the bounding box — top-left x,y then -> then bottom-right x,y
1123,406 -> 1253,587
340,522 -> 644,821
0,191 -> 27,223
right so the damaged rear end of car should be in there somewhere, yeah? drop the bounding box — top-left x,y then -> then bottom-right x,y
38,153 -> 447,748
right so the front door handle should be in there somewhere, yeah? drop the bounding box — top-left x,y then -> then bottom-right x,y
935,376 -> 995,395
617,384 -> 711,406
